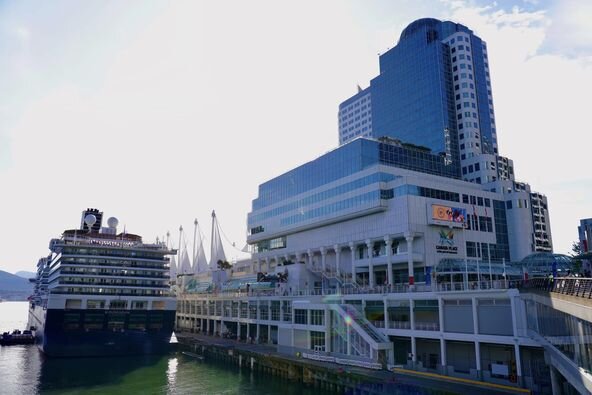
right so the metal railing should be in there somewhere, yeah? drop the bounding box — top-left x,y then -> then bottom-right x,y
524,277 -> 592,299
182,280 -> 518,298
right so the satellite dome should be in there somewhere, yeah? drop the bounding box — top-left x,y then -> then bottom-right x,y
84,214 -> 97,227
107,217 -> 119,228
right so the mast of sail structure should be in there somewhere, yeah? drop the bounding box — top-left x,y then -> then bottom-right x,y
210,210 -> 227,269
178,225 -> 183,272
193,219 -> 198,270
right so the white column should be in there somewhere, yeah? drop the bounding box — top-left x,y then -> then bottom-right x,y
383,297 -> 388,329
307,249 -> 313,269
268,325 -> 272,344
475,341 -> 482,376
385,236 -> 393,288
510,295 -> 518,337
514,343 -> 522,384
237,321 -> 241,339
265,257 -> 270,273
405,234 -> 415,288
256,324 -> 260,343
472,297 -> 479,334
246,322 -> 250,341
324,308 -> 330,352
410,299 -> 415,331
438,298 -> 444,332
257,259 -> 261,272
334,244 -> 341,277
320,247 -> 327,292
349,242 -> 356,284
366,239 -> 374,287
275,255 -> 280,269
411,337 -> 417,363
440,338 -> 447,372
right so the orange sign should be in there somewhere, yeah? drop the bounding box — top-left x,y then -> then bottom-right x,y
432,205 -> 466,224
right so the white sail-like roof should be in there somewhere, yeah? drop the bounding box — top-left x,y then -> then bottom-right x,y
210,210 -> 227,268
179,247 -> 193,275
193,238 -> 208,274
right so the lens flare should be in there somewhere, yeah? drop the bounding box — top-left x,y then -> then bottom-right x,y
344,315 -> 353,325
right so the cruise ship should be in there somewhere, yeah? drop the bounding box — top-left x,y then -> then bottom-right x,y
28,208 -> 176,357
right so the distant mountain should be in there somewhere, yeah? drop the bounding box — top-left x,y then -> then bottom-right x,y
0,270 -> 33,292
15,271 -> 36,279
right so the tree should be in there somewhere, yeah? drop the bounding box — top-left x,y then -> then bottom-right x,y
217,260 -> 232,270
571,241 -> 583,257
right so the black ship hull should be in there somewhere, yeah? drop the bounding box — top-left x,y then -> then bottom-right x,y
29,305 -> 175,357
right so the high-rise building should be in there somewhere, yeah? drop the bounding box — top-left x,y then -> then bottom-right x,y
579,218 -> 592,253
338,18 -> 552,255
339,18 -> 503,184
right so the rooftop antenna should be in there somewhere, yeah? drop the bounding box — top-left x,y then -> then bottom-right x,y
84,214 -> 97,234
166,231 -> 170,248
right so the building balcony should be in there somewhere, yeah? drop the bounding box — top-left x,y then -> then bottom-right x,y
388,320 -> 411,330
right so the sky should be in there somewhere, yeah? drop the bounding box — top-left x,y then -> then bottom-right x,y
0,0 -> 590,274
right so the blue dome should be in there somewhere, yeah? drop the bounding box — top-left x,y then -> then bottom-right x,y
520,253 -> 574,275
399,18 -> 442,41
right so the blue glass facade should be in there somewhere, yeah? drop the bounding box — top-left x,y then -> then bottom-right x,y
341,18 -> 496,179
371,19 -> 463,177
470,35 -> 496,155
252,138 -> 459,213
252,138 -> 457,212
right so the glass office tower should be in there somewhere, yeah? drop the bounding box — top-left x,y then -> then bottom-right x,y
339,18 -> 498,182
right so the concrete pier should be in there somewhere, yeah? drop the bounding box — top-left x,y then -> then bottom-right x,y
176,332 -> 530,395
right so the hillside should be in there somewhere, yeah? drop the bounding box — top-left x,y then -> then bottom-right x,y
15,271 -> 36,279
0,270 -> 33,300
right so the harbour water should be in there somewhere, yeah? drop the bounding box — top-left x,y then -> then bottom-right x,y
0,302 -> 323,395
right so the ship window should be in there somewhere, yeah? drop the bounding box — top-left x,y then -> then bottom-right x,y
132,301 -> 148,310
107,312 -> 126,330
109,300 -> 127,310
87,300 -> 105,309
65,299 -> 82,309
128,313 -> 147,330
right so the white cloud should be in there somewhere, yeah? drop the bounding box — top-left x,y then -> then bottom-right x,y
0,0 -> 588,274
440,1 -> 592,254
539,0 -> 592,59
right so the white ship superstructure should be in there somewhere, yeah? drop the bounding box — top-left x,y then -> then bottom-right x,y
29,208 -> 177,357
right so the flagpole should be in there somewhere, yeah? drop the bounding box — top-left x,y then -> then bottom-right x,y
503,258 -> 507,288
463,221 -> 468,290
477,257 -> 481,290
488,249 -> 493,289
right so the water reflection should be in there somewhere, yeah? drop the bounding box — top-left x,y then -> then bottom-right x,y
166,357 -> 178,392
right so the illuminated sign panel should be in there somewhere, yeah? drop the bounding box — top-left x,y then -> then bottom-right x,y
432,205 -> 466,223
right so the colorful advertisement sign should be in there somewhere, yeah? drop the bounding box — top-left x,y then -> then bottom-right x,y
432,205 -> 466,224
436,229 -> 458,254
